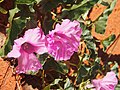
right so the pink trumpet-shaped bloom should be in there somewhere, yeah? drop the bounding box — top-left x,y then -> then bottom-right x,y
7,27 -> 47,74
45,19 -> 82,60
92,71 -> 118,90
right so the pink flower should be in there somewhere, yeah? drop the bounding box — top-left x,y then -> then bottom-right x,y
7,27 -> 47,74
45,19 -> 82,60
92,71 -> 118,90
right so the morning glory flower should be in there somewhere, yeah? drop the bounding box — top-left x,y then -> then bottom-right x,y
45,19 -> 82,60
7,27 -> 47,74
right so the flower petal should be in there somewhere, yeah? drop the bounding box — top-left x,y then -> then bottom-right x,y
14,37 -> 25,46
100,71 -> 118,90
92,71 -> 118,90
7,37 -> 25,58
24,27 -> 44,44
7,44 -> 21,58
16,50 -> 42,74
92,79 -> 101,90
35,43 -> 48,54
23,27 -> 47,54
46,32 -> 77,60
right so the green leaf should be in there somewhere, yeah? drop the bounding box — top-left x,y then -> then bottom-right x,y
102,34 -> 116,51
64,78 -> 74,90
39,0 -> 63,12
0,46 -> 4,56
115,82 -> 120,90
81,29 -> 93,40
76,65 -> 88,84
0,6 -> 7,14
35,0 -> 42,4
79,65 -> 88,77
9,7 -> 20,25
43,57 -> 65,75
90,62 -> 101,78
81,29 -> 96,50
52,79 -> 62,85
16,0 -> 35,4
42,19 -> 54,35
43,85 -> 50,90
95,17 -> 107,34
50,78 -> 64,89
4,18 -> 26,55
62,0 -> 75,3
17,4 -> 34,18
85,40 -> 96,50
95,0 -> 117,34
108,61 -> 118,73
63,0 -> 99,20
59,62 -> 68,73
82,29 -> 91,36
0,0 -> 4,3
10,18 -> 26,44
